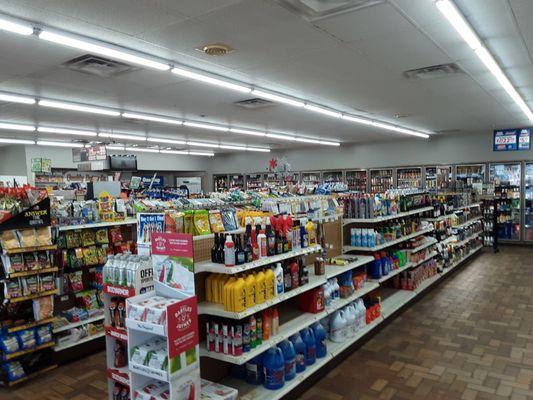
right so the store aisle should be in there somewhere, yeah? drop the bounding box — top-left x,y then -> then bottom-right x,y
302,247 -> 533,400
3,247 -> 533,400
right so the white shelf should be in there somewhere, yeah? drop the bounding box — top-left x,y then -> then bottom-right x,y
53,331 -> 105,352
201,281 -> 380,364
380,290 -> 417,316
343,226 -> 434,252
342,206 -> 433,225
53,313 -> 105,333
194,244 -> 322,274
452,202 -> 482,211
452,216 -> 483,230
125,318 -> 165,336
370,265 -> 407,284
452,231 -> 481,248
198,271 -> 326,319
327,317 -> 383,357
324,256 -> 374,279
441,246 -> 482,277
58,218 -> 137,231
413,273 -> 442,293
408,238 -> 438,253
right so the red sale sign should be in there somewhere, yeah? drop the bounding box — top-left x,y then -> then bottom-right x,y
167,296 -> 199,359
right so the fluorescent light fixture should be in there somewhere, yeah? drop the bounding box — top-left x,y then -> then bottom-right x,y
294,137 -> 322,144
183,121 -> 229,132
319,141 -> 341,146
436,0 -> 533,122
304,104 -> 342,118
0,122 -> 35,132
106,145 -> 125,151
0,138 -> 35,145
147,137 -> 187,145
37,126 -> 97,137
229,128 -> 266,137
219,145 -> 246,150
0,93 -> 36,104
341,114 -> 373,125
125,147 -> 160,153
39,99 -> 120,116
98,132 -> 146,141
370,121 -> 430,139
187,141 -> 219,148
171,67 -> 251,93
160,150 -> 188,155
39,30 -> 170,71
37,140 -> 84,148
189,151 -> 215,157
435,0 -> 481,50
121,112 -> 183,125
0,17 -> 33,36
246,147 -> 271,153
251,90 -> 304,107
265,133 -> 296,141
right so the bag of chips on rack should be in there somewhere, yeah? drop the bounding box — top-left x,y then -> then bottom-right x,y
17,229 -> 38,248
96,246 -> 106,265
83,246 -> 99,266
109,227 -> 123,244
193,210 -> 211,236
65,230 -> 81,249
0,335 -> 19,354
0,230 -> 20,249
68,271 -> 84,292
36,227 -> 52,246
81,229 -> 96,247
24,276 -> 39,295
183,210 -> 194,234
35,325 -> 52,345
2,361 -> 25,382
4,279 -> 22,299
208,210 -> 225,233
23,253 -> 40,270
95,228 -> 109,244
221,209 -> 238,231
32,295 -> 54,320
40,275 -> 55,291
37,252 -> 51,269
16,329 -> 36,349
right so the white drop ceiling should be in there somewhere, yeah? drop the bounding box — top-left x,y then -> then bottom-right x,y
0,0 -> 531,152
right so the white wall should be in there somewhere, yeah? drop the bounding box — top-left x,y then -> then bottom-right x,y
208,131 -> 533,175
0,145 -> 28,176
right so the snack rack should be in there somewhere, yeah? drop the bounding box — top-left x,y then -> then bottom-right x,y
103,259 -> 154,400
0,197 -> 58,386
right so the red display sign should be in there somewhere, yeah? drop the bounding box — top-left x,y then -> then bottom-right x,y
151,232 -> 193,258
167,296 -> 199,359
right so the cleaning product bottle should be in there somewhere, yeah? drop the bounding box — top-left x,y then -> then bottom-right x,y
265,267 -> 275,300
262,310 -> 271,341
274,263 -> 284,296
222,277 -> 236,311
224,235 -> 236,267
255,315 -> 263,346
231,275 -> 246,313
344,304 -> 356,338
289,260 -> 299,290
257,230 -> 267,259
300,328 -> 316,366
278,340 -> 296,381
245,355 -> 263,385
305,220 -> 316,246
244,273 -> 256,308
298,258 -> 309,286
311,322 -> 327,358
330,310 -> 347,343
255,270 -> 266,304
262,347 -> 285,390
272,307 -> 279,336
250,315 -> 257,349
289,333 -> 306,373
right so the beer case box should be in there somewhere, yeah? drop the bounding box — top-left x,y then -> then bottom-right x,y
200,379 -> 238,400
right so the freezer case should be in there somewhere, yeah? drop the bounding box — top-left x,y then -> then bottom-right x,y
524,163 -> 533,241
490,163 -> 521,241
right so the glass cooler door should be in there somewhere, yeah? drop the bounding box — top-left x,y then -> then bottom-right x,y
524,163 -> 533,241
490,163 -> 522,241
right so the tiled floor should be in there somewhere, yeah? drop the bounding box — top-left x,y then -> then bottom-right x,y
4,247 -> 533,400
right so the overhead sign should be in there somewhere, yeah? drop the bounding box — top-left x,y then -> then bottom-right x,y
72,145 -> 107,162
140,175 -> 164,188
493,128 -> 531,151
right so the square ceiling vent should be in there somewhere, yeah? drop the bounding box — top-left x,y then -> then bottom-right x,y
276,0 -> 385,20
63,54 -> 137,78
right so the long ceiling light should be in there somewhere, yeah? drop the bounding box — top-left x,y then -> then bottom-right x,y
436,0 -> 533,122
98,132 -> 147,141
36,140 -> 84,148
0,138 -> 35,144
147,137 -> 187,145
121,112 -> 183,126
183,121 -> 229,132
38,99 -> 120,116
189,151 -> 215,157
0,17 -> 33,35
38,30 -> 170,71
250,90 -> 304,108
229,128 -> 266,137
0,122 -> 35,131
0,92 -> 35,104
125,147 -> 160,153
171,67 -> 251,93
303,104 -> 342,118
37,126 -> 97,137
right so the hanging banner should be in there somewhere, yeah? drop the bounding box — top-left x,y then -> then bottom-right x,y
136,213 -> 165,255
0,197 -> 51,231
493,128 -> 531,151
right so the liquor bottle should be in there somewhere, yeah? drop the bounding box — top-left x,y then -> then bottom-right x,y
245,234 -> 253,263
211,233 -> 219,263
266,220 -> 276,257
276,231 -> 283,255
217,233 -> 225,264
236,235 -> 246,265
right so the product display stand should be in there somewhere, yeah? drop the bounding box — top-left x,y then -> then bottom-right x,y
104,262 -> 154,400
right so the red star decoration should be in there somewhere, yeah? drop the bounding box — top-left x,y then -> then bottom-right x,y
269,158 -> 278,170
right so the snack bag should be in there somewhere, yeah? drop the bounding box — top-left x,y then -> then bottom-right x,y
65,231 -> 81,249
35,227 -> 52,246
40,275 -> 55,291
23,253 -> 40,270
69,271 -> 84,292
208,210 -> 225,233
193,210 -> 211,236
37,252 -> 51,269
109,227 -> 123,243
221,209 -> 238,231
0,230 -> 20,249
33,295 -> 54,320
83,246 -> 99,266
95,228 -> 109,244
183,211 -> 194,234
35,325 -> 52,345
81,229 -> 96,247
18,229 -> 37,248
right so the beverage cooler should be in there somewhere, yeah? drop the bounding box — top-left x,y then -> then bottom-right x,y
425,165 -> 452,191
370,168 -> 394,192
396,167 -> 422,189
456,164 -> 485,192
490,163 -> 521,241
245,173 -> 262,190
213,174 -> 229,192
346,169 -> 367,192
229,174 -> 244,190
322,170 -> 343,183
525,163 -> 533,241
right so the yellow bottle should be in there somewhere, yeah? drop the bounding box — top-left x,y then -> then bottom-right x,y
244,273 -> 256,308
205,274 -> 215,302
255,270 -> 266,304
305,221 -> 317,245
217,275 -> 229,304
265,268 -> 275,300
222,277 -> 236,311
232,275 -> 246,313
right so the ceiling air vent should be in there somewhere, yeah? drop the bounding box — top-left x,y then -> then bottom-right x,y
234,98 -> 276,109
63,54 -> 137,78
276,0 -> 384,21
403,63 -> 463,80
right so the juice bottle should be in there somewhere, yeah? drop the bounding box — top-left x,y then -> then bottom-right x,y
232,276 -> 246,313
264,268 -> 275,300
244,273 -> 256,308
255,270 -> 266,304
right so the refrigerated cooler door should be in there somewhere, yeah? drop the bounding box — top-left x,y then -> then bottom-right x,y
525,163 -> 533,241
490,163 -> 521,241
